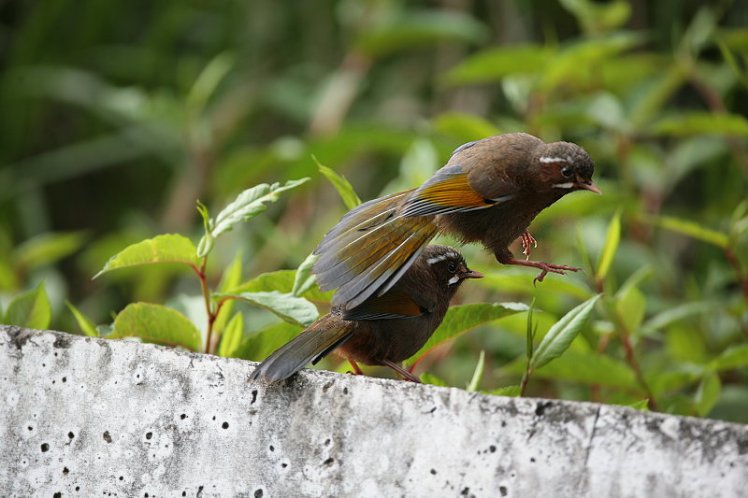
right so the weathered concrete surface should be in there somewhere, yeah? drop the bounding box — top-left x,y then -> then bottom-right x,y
0,326 -> 745,498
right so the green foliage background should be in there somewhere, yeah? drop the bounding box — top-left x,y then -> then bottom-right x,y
1,0 -> 747,422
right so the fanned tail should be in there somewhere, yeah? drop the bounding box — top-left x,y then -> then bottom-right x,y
313,190 -> 438,309
249,315 -> 352,383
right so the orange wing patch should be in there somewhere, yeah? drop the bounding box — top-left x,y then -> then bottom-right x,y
402,165 -> 492,217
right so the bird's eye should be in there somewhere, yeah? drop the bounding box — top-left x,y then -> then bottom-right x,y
447,262 -> 457,273
561,166 -> 574,178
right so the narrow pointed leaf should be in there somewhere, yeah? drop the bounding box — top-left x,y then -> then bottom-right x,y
653,215 -> 729,248
466,350 -> 485,392
316,158 -> 361,209
230,322 -> 302,361
487,385 -> 521,397
292,252 -> 319,297
411,302 -> 527,361
694,372 -> 721,417
531,295 -> 601,370
595,209 -> 621,282
217,312 -> 244,358
66,302 -> 99,337
94,234 -> 198,278
110,303 -> 202,352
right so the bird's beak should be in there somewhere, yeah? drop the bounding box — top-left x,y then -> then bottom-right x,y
576,181 -> 602,195
463,269 -> 484,279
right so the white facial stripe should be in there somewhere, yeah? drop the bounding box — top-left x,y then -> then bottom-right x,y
427,251 -> 460,266
552,182 -> 575,189
539,156 -> 571,164
447,275 -> 461,285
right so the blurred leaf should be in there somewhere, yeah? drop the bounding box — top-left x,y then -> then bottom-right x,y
627,399 -> 650,411
526,298 -> 537,360
651,112 -> 748,137
466,350 -> 485,392
217,312 -> 244,358
444,44 -> 553,85
478,270 -> 594,301
66,302 -> 98,337
4,282 -> 51,330
411,302 -> 527,361
665,326 -> 708,364
695,372 -> 721,417
110,303 -> 201,352
421,372 -> 448,387
531,295 -> 601,370
595,209 -> 621,282
198,178 -> 310,256
679,7 -> 717,55
641,301 -> 715,335
187,52 -> 234,115
315,157 -> 361,209
0,260 -> 18,291
434,112 -> 500,143
712,344 -> 748,371
653,215 -> 729,248
356,10 -> 487,58
559,0 -> 631,34
231,321 -> 301,361
232,269 -> 332,303
615,285 -> 646,334
505,350 -> 637,389
94,234 -> 198,278
13,231 -> 87,270
218,291 -> 318,327
196,201 -> 214,257
292,252 -> 319,297
487,385 -> 521,397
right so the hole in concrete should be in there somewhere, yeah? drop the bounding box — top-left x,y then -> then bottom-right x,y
62,377 -> 67,383
75,486 -> 80,492
254,489 -> 263,498
182,493 -> 186,497
489,445 -> 496,453
499,486 -> 508,496
53,493 -> 61,498
222,422 -> 229,429
343,387 -> 348,395
251,390 -> 258,404
103,431 -> 112,443
145,432 -> 153,440
28,426 -> 33,431
324,438 -> 331,446
68,432 -> 75,439
323,457 -> 334,466
430,469 -> 437,475
63,467 -> 69,475
119,476 -> 124,481
535,401 -> 551,416
180,414 -> 187,420
269,445 -> 274,452
501,421 -> 507,428
281,462 -> 288,469
41,443 -> 49,452
460,487 -> 470,496
530,457 -> 536,463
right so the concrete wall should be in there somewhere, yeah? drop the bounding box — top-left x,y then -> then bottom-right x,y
1,325 -> 746,498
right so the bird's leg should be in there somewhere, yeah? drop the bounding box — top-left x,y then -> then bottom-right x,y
382,360 -> 422,383
520,231 -> 537,259
347,359 -> 364,375
495,248 -> 580,284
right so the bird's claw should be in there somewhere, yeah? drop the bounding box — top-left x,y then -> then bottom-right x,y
532,263 -> 581,285
520,231 -> 538,259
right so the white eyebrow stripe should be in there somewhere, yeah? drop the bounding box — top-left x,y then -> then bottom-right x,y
552,182 -> 575,189
427,255 -> 448,265
539,156 -> 571,164
447,275 -> 461,285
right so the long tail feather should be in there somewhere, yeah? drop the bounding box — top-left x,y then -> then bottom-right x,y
249,316 -> 353,383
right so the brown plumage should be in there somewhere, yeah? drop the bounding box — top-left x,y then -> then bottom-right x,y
314,132 -> 600,309
249,246 -> 482,383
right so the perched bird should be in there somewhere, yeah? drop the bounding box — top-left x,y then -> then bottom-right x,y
249,245 -> 482,383
314,132 -> 600,309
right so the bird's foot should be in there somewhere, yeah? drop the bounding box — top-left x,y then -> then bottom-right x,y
520,231 -> 538,259
347,359 -> 364,376
383,360 -> 422,383
505,258 -> 581,284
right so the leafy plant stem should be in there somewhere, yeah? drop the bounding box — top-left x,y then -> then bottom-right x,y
519,367 -> 532,397
619,329 -> 657,411
194,257 -> 216,354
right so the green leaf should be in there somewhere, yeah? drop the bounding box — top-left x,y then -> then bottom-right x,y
94,234 -> 198,278
355,10 -> 487,58
218,291 -> 318,327
292,252 -> 319,297
4,282 -> 51,330
651,112 -> 748,137
315,157 -> 361,210
231,269 -> 332,303
526,298 -> 537,361
695,372 -> 721,417
433,112 -> 500,143
110,303 -> 202,352
505,350 -> 637,389
444,44 -> 553,85
712,344 -> 748,371
595,209 -> 621,282
230,321 -> 302,361
217,312 -> 244,358
212,252 -> 244,334
13,231 -> 87,270
66,302 -> 99,337
411,302 -> 527,361
420,372 -> 449,387
531,295 -> 601,370
653,215 -> 729,248
641,301 -> 715,335
627,399 -> 650,411
196,201 -> 214,257
615,285 -> 646,334
486,385 -> 521,397
466,350 -> 485,392
198,178 -> 310,254
478,270 -> 594,301
187,52 -> 234,115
